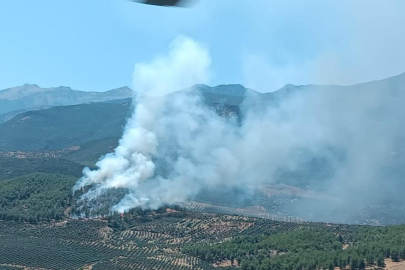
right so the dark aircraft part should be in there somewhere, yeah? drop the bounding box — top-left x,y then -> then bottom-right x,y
131,0 -> 190,7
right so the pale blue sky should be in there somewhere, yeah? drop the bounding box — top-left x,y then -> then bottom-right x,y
1,0 -> 404,92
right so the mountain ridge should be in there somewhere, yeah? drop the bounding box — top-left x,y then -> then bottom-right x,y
0,84 -> 133,115
3,71 -> 404,115
1,72 -> 404,154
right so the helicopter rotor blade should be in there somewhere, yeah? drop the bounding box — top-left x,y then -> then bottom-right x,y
129,0 -> 191,7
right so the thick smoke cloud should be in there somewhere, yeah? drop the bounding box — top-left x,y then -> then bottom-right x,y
73,36 -> 214,212
74,35 -> 405,224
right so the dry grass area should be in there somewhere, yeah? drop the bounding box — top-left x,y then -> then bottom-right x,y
82,264 -> 94,270
384,259 -> 405,270
213,260 -> 233,268
342,244 -> 350,250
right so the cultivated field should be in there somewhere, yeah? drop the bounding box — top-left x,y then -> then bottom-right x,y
0,207 -> 405,269
0,212 -> 259,270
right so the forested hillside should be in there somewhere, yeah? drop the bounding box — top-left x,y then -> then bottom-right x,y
184,225 -> 405,269
0,158 -> 84,179
0,101 -> 131,151
0,173 -> 76,222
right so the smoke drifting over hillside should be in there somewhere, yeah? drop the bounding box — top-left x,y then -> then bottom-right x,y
74,36 -> 405,223
74,36 -> 214,211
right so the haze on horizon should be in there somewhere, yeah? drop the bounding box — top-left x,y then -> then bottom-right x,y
1,0 -> 405,92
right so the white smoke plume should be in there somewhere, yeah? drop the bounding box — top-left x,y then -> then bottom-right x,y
73,36 -> 214,212
74,35 -> 405,224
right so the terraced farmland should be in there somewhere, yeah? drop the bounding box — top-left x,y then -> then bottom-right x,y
0,212 -> 264,270
0,210 -> 403,270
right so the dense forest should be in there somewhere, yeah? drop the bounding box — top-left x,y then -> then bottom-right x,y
0,173 -> 76,222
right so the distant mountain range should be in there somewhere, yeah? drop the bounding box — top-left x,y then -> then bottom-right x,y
0,72 -> 404,165
0,84 -> 133,115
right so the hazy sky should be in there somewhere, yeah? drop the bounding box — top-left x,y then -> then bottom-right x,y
1,0 -> 404,92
